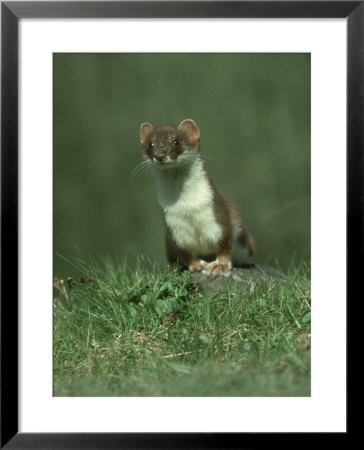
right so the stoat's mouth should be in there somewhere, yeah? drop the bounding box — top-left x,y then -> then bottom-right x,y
152,156 -> 176,167
150,153 -> 198,170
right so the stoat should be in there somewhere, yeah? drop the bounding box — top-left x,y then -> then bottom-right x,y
139,119 -> 254,275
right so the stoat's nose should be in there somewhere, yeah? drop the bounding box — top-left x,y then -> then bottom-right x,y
155,154 -> 166,162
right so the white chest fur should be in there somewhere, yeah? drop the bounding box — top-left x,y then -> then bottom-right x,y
155,159 -> 222,256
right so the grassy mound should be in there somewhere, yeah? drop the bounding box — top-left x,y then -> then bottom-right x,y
54,257 -> 310,396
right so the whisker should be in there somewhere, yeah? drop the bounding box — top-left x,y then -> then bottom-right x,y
130,153 -> 209,181
130,160 -> 151,182
182,155 -> 202,164
199,154 -> 212,162
130,161 -> 145,179
131,161 -> 149,177
130,165 -> 148,182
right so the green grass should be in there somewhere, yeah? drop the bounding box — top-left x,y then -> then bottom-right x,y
53,256 -> 311,396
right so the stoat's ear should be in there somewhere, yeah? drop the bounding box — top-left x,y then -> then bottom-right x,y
140,122 -> 154,144
178,119 -> 200,144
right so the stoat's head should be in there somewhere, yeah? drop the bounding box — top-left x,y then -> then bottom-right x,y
140,119 -> 200,169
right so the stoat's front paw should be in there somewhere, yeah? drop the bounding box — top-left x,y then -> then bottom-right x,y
205,258 -> 232,277
188,259 -> 208,272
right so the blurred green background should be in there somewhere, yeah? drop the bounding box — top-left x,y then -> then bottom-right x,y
54,53 -> 310,278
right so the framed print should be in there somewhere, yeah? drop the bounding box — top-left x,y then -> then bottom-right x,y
1,1 -> 360,447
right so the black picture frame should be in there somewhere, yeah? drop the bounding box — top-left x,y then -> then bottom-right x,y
1,1 -> 359,448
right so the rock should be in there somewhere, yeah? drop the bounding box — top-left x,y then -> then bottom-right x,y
190,265 -> 284,294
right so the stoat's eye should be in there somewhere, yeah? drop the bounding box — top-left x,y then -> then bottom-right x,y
173,139 -> 180,146
148,142 -> 154,148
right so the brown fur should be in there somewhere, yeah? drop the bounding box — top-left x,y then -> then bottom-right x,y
204,166 -> 255,259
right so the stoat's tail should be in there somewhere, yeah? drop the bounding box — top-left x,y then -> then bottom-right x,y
231,228 -> 253,265
243,230 -> 255,256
